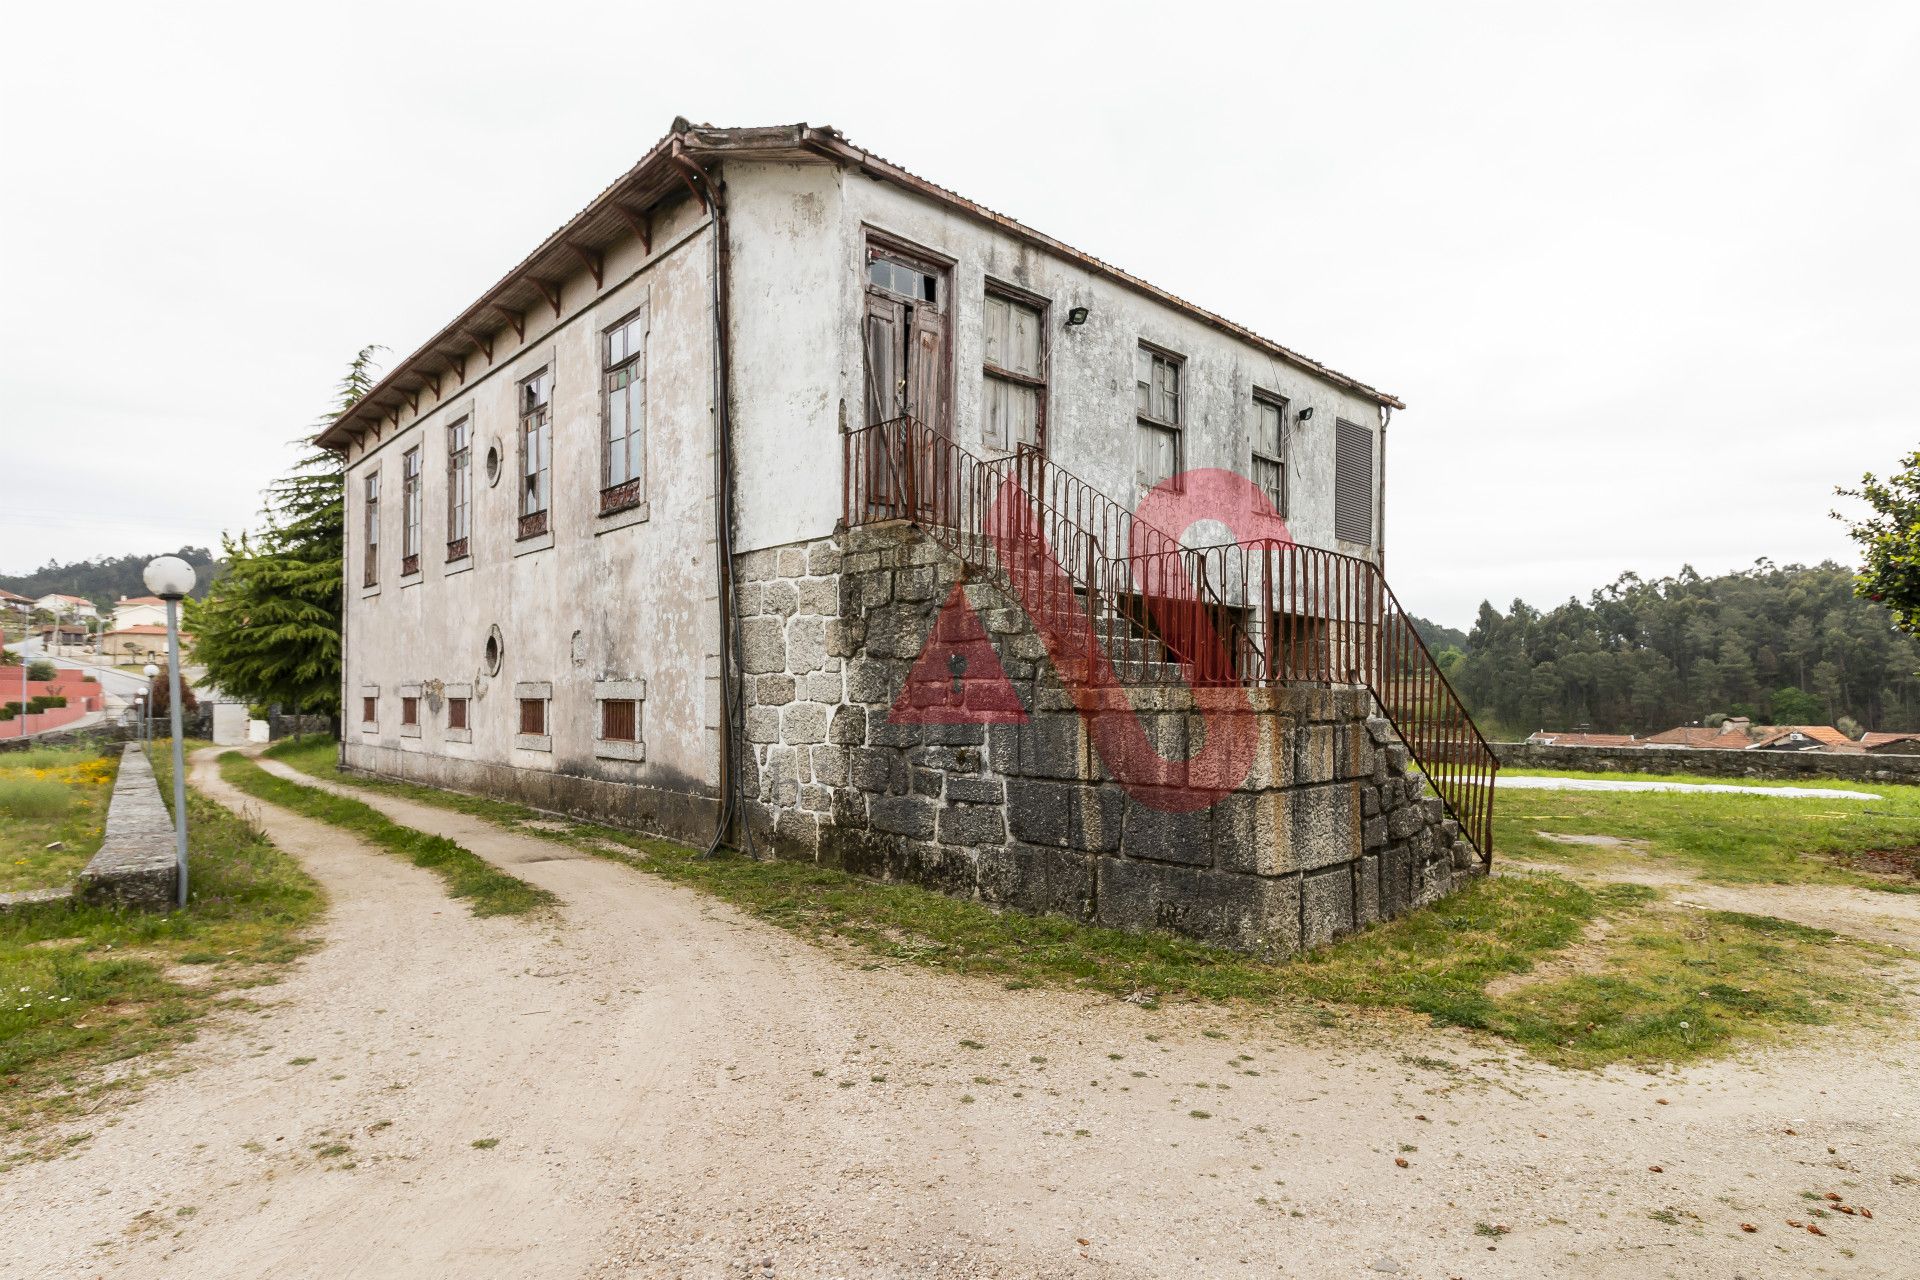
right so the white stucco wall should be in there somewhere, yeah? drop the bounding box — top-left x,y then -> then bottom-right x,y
340,195 -> 723,796
723,160 -> 1392,562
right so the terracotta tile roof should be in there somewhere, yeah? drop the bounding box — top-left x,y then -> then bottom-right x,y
1643,726 -> 1743,748
115,596 -> 166,607
1527,731 -> 1643,748
1861,731 -> 1920,748
104,625 -> 170,636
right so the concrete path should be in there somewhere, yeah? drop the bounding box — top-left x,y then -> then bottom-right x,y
5,749 -> 1919,1278
1500,774 -> 1881,800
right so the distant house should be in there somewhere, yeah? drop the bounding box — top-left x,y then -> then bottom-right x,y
100,624 -> 175,662
111,595 -> 169,630
36,623 -> 93,647
0,588 -> 32,614
1526,731 -> 1643,748
1645,718 -> 1852,752
33,593 -> 98,620
1861,732 -> 1920,755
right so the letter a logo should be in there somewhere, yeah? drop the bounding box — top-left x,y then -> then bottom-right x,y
888,584 -> 1029,725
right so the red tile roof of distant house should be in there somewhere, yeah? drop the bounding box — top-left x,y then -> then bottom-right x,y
37,593 -> 92,606
1526,731 -> 1644,748
105,625 -> 170,636
1647,723 -> 1855,751
0,588 -> 30,604
1643,726 -> 1748,749
1862,732 -> 1920,754
115,595 -> 166,607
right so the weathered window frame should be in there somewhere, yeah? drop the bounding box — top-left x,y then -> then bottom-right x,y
359,686 -> 378,734
362,471 -> 381,588
444,682 -> 473,744
600,305 -> 648,517
513,680 -> 552,752
1134,343 -> 1184,492
446,416 -> 472,561
592,677 -> 647,762
1250,390 -> 1288,517
400,445 -> 423,577
517,368 -> 552,540
981,283 -> 1048,453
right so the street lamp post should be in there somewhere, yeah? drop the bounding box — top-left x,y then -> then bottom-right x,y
143,557 -> 196,910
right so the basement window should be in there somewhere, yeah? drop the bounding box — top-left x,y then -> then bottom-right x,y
518,698 -> 546,735
447,697 -> 468,730
401,696 -> 418,726
361,695 -> 376,727
593,678 -> 647,761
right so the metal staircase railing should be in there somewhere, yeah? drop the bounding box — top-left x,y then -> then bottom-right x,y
843,416 -> 1496,860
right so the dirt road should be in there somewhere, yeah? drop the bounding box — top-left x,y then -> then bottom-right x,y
5,750 -> 1917,1278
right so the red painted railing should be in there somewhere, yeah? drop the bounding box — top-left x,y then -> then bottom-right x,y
844,417 -> 1496,860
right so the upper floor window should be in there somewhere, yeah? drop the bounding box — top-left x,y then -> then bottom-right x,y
401,446 -> 422,575
602,308 -> 647,513
447,417 -> 471,559
982,289 -> 1045,452
1333,418 -> 1375,544
1251,394 -> 1288,517
518,369 -> 551,539
362,472 -> 381,587
1134,345 -> 1183,491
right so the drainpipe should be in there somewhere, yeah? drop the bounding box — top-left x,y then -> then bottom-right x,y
1376,405 -> 1391,574
673,144 -> 749,857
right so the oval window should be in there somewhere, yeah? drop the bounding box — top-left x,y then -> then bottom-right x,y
485,444 -> 502,486
483,626 -> 503,676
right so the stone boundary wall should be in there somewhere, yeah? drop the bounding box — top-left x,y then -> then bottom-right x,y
0,724 -> 136,753
76,744 -> 178,911
1494,740 -> 1920,784
733,522 -> 1482,956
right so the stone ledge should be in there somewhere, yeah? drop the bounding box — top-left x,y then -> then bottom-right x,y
76,744 -> 177,912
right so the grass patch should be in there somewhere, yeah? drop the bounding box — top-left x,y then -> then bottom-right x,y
1497,769 -> 1920,890
0,746 -> 119,892
265,737 -> 1902,1068
218,752 -> 552,918
0,755 -> 322,1141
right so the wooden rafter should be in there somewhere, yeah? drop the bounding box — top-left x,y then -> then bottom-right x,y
614,203 -> 653,253
447,351 -> 467,384
463,326 -> 494,362
490,305 -> 525,342
529,277 -> 562,318
564,240 -> 604,289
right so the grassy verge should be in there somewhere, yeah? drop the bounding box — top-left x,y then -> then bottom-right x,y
220,751 -> 553,918
266,736 -> 1907,1069
1495,768 -> 1920,889
0,746 -> 120,893
0,759 -> 322,1149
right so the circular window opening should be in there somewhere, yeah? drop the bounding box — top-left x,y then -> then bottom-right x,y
485,443 -> 502,486
483,626 -> 503,676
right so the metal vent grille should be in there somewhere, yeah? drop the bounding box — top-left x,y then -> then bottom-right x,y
1334,419 -> 1374,544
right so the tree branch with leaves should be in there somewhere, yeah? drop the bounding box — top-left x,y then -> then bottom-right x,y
1837,449 -> 1920,636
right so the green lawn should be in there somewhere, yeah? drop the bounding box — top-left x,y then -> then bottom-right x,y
265,736 -> 1909,1069
1,750 -> 323,1150
0,746 -> 120,893
1496,768 -> 1920,889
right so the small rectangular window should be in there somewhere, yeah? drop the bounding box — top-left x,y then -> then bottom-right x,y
1251,394 -> 1287,517
401,696 -> 419,726
447,418 -> 471,558
362,473 -> 381,587
1334,418 -> 1375,544
447,696 -> 468,730
982,289 -> 1046,452
518,369 -> 551,538
602,308 -> 647,513
362,695 -> 376,724
401,446 -> 422,575
518,697 -> 546,736
1135,346 -> 1182,491
600,698 -> 637,742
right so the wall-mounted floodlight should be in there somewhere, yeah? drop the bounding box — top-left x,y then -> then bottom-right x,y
1065,306 -> 1090,328
1297,406 -> 1315,424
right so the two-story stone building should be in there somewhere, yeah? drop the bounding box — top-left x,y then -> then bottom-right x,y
322,120 -> 1495,954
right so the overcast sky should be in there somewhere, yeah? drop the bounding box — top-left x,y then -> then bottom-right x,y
2,2 -> 1913,628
